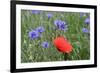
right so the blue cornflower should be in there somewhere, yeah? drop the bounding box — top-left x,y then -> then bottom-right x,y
82,28 -> 89,33
46,13 -> 53,19
80,13 -> 86,17
54,20 -> 68,31
41,42 -> 49,48
84,18 -> 90,24
36,26 -> 45,33
31,10 -> 40,14
54,20 -> 62,26
28,30 -> 39,39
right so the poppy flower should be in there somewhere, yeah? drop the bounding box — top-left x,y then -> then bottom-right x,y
53,36 -> 73,53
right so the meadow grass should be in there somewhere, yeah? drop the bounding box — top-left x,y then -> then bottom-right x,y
21,10 -> 90,63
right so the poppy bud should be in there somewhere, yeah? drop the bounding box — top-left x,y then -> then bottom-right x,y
53,36 -> 73,53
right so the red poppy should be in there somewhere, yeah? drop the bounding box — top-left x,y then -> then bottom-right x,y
53,36 -> 73,53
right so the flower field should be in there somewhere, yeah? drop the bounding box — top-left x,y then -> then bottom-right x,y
21,10 -> 90,63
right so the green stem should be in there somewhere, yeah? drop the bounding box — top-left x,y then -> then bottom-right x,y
63,53 -> 69,60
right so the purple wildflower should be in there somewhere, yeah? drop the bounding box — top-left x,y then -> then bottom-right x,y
28,30 -> 39,39
41,42 -> 49,48
31,10 -> 40,14
82,28 -> 89,33
80,13 -> 86,17
46,13 -> 53,19
84,18 -> 90,24
54,20 -> 68,31
36,26 -> 45,33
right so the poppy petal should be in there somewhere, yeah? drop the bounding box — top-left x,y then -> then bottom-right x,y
53,36 -> 73,53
